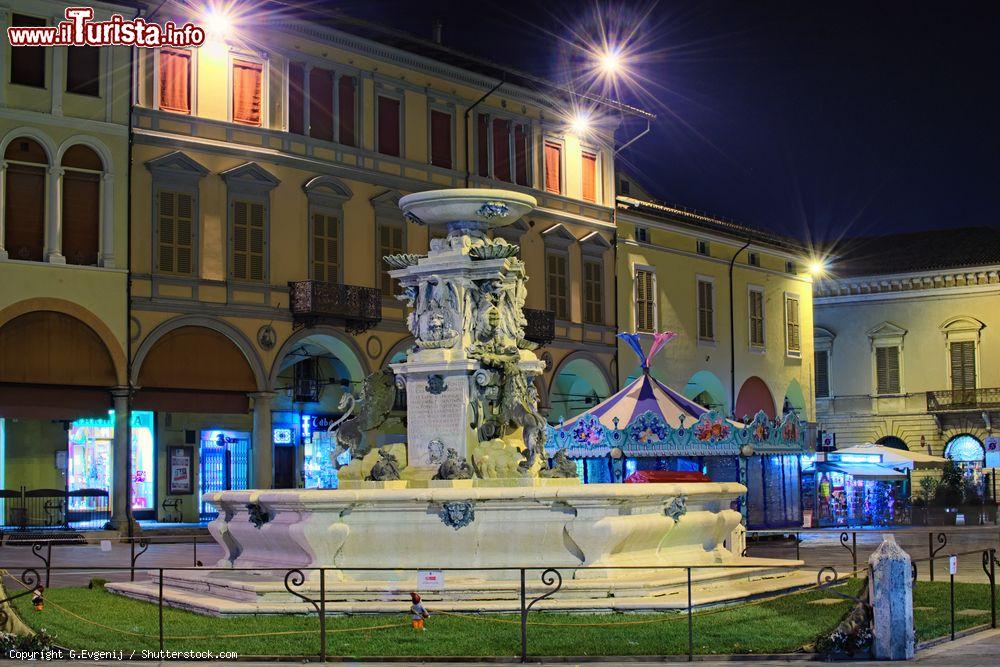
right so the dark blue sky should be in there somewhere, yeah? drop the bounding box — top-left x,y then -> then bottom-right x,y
333,1 -> 999,242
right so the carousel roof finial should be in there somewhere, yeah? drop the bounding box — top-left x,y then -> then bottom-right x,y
617,331 -> 678,373
617,332 -> 647,370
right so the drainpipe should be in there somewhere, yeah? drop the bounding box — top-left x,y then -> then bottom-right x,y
614,118 -> 651,155
463,78 -> 504,188
729,238 -> 752,417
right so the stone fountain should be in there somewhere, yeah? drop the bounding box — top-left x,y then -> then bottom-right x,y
108,190 -> 810,614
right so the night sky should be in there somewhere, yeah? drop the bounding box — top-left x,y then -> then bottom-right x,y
321,0 -> 998,243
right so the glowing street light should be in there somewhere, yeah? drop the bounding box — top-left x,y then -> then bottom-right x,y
808,259 -> 828,277
571,111 -> 591,135
203,7 -> 233,39
598,47 -> 623,76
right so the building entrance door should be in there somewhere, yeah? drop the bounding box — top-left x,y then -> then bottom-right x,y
274,446 -> 295,489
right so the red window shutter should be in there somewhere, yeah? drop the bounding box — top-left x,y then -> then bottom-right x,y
4,164 -> 46,261
338,75 -> 356,147
232,59 -> 263,126
477,114 -> 489,176
66,46 -> 100,96
514,124 -> 529,186
308,67 -> 334,141
377,96 -> 400,156
430,110 -> 452,169
287,62 -> 305,135
544,142 -> 561,193
582,151 -> 598,202
159,49 -> 191,114
61,171 -> 100,265
492,118 -> 511,182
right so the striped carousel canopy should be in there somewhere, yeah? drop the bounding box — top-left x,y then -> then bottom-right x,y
559,331 -> 742,432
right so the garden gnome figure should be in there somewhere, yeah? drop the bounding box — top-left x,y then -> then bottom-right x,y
409,592 -> 429,631
32,585 -> 44,612
869,537 -> 914,660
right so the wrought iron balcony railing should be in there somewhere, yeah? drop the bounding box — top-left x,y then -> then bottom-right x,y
289,281 -> 382,334
523,308 -> 556,346
926,387 -> 1000,412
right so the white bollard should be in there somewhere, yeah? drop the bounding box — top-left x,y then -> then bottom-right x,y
869,537 -> 915,660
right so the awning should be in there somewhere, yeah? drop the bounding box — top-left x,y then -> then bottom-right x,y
835,444 -> 948,469
805,461 -> 907,480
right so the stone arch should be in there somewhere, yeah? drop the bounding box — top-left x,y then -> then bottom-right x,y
303,175 -> 353,200
876,435 -> 909,450
683,370 -> 727,412
0,311 -> 117,387
735,376 -> 776,420
549,352 -> 613,422
782,378 -> 807,415
268,325 -> 369,390
55,135 -> 114,174
945,433 -> 985,462
0,126 -> 57,162
0,297 -> 126,384
381,335 -> 415,368
133,316 -> 266,390
939,315 -> 986,333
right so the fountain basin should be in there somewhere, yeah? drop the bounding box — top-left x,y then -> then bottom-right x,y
398,188 -> 537,228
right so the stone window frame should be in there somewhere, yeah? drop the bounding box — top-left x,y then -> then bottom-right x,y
303,176 -> 352,284
426,101 -> 457,170
867,321 -> 907,396
747,283 -> 766,352
374,84 -> 405,158
696,275 -> 717,346
145,151 -> 209,276
541,135 -> 566,195
939,316 -> 985,392
784,291 -> 802,358
220,162 -> 280,283
814,326 -> 835,400
372,189 -> 407,298
152,45 -> 198,115
227,50 -> 269,128
580,231 -> 611,325
475,109 -> 534,187
633,262 -> 657,333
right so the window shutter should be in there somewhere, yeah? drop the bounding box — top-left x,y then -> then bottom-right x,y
492,118 -> 511,182
66,46 -> 100,96
176,193 -> 193,274
635,270 -> 655,332
312,213 -> 340,283
477,114 -> 490,176
876,346 -> 900,394
430,110 -> 452,169
583,260 -> 602,324
546,253 -> 568,319
158,192 -> 175,273
248,202 -> 265,281
308,67 -> 334,141
232,200 -> 248,280
950,341 -> 976,394
377,96 -> 401,156
61,170 -> 100,265
698,281 -> 714,340
232,59 -> 263,126
287,62 -> 305,135
4,163 -> 46,261
815,350 -> 829,398
338,75 -> 356,147
544,142 -> 561,193
581,151 -> 597,202
514,124 -> 529,186
159,49 -> 191,114
378,222 -> 404,294
785,297 -> 801,352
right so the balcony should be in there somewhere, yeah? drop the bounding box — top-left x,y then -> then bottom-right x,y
926,387 -> 1000,413
289,281 -> 382,334
523,308 -> 556,346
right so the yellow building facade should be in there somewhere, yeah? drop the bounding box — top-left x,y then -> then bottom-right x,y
0,1 -> 133,528
126,3 -> 627,521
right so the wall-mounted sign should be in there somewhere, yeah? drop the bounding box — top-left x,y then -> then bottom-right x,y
986,436 -> 1000,468
417,570 -> 445,590
273,428 -> 293,445
169,445 -> 194,495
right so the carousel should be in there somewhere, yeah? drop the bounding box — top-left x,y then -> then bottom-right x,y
546,332 -> 810,528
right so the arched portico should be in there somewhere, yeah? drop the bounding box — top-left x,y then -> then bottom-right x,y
735,376 -> 776,420
549,352 -> 613,422
683,370 -> 727,413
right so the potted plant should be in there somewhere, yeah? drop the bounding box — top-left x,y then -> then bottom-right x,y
961,478 -> 984,525
911,476 -> 938,526
933,461 -> 964,525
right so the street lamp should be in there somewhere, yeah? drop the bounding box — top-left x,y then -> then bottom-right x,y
808,259 -> 828,278
571,111 -> 591,135
597,47 -> 623,76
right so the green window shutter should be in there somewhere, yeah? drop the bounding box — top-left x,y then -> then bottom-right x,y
815,350 -> 829,398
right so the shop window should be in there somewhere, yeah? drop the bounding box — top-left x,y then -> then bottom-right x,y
635,268 -> 656,332
377,220 -> 405,295
377,95 -> 401,157
231,199 -> 266,281
232,58 -> 263,126
287,62 -> 305,135
545,251 -> 569,320
10,14 -> 46,88
3,137 -> 47,262
312,211 -> 340,283
66,46 -> 100,96
581,150 -> 598,203
784,293 -> 801,355
815,350 -> 830,398
583,259 -> 603,324
544,141 -> 562,193
338,75 -> 357,147
430,109 -> 452,169
156,190 -> 195,275
67,411 -> 155,515
875,345 -> 901,395
697,279 -> 715,342
61,145 -> 103,266
308,67 -> 334,141
159,48 -> 191,114
748,286 -> 765,348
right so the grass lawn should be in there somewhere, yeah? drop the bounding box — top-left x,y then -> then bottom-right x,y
8,580 -> 993,658
912,580 -> 997,642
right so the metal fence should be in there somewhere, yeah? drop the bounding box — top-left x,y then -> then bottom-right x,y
0,487 -> 109,531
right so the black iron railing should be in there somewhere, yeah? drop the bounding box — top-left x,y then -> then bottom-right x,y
0,487 -> 109,531
523,308 -> 555,346
289,280 -> 382,334
926,387 -> 1000,412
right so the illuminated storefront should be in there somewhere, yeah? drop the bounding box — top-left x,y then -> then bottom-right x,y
66,411 -> 156,518
198,430 -> 250,519
273,413 -> 350,490
802,452 -> 909,527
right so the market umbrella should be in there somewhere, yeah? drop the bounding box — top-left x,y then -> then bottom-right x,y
834,444 -> 948,470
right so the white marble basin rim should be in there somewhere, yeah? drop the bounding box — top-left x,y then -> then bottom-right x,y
398,188 -> 537,228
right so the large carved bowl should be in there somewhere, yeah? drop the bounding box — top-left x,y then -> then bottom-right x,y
398,189 -> 537,228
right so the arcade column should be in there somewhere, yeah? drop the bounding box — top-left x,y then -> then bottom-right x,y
250,391 -> 276,489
